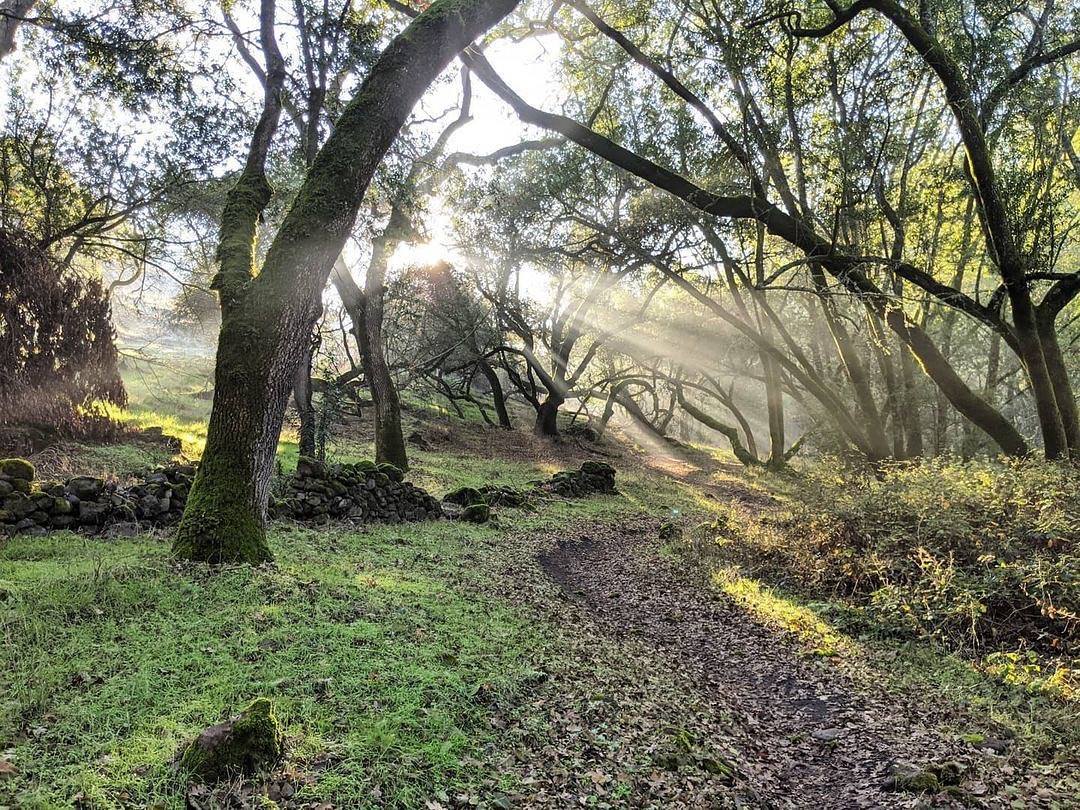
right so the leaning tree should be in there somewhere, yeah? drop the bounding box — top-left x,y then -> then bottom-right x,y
173,0 -> 521,564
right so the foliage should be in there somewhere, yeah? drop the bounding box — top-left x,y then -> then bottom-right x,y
707,457 -> 1079,657
0,227 -> 126,439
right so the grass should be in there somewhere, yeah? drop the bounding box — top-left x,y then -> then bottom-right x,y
1,515 -> 549,808
9,350 -> 1077,806
3,353 -> 706,809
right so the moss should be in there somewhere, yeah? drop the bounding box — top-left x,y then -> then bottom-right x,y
11,478 -> 32,494
172,463 -> 272,564
0,458 -> 35,481
443,486 -> 484,506
179,698 -> 284,783
376,462 -> 405,483
888,770 -> 940,793
461,503 -> 491,524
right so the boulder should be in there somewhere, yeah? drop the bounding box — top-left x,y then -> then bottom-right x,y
461,503 -> 491,524
377,462 -> 405,483
67,476 -> 105,502
443,486 -> 483,507
179,698 -> 284,783
0,458 -> 34,481
295,456 -> 327,480
77,500 -> 111,525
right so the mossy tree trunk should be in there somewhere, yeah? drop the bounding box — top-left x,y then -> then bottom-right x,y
175,0 -> 520,562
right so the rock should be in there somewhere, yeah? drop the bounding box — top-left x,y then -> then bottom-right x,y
67,476 -> 105,501
811,727 -> 844,743
0,458 -> 34,481
77,500 -> 111,525
972,736 -> 1010,754
884,761 -> 964,794
0,481 -> 12,498
179,698 -> 284,783
461,503 -> 491,524
11,478 -> 31,494
443,486 -> 484,507
4,494 -> 34,519
137,493 -> 162,518
295,456 -> 327,480
407,430 -> 433,450
377,462 -> 405,483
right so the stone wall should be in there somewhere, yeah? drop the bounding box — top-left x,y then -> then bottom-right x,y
0,456 -> 615,537
441,460 -> 617,520
0,458 -> 193,536
0,455 -> 442,537
269,457 -> 442,524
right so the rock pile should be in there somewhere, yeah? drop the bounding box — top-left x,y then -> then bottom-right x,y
537,460 -> 617,497
0,457 -> 193,536
441,461 -> 618,523
1,455 -> 616,536
270,457 -> 442,524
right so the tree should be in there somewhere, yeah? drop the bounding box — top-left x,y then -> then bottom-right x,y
173,0 -> 521,564
457,0 -> 1079,459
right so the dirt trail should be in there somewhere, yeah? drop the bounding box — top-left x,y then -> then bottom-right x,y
539,521 -> 992,810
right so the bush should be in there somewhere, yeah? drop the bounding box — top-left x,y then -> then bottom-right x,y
0,228 -> 126,441
709,457 -> 1079,654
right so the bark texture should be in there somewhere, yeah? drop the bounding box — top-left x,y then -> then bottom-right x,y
175,0 -> 520,562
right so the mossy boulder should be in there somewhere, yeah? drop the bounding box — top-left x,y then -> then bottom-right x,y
461,503 -> 491,524
179,698 -> 284,783
376,462 -> 405,483
0,458 -> 34,481
884,761 -> 964,794
443,486 -> 484,507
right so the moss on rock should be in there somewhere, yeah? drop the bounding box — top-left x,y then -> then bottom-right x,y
376,462 -> 404,483
0,458 -> 34,481
179,698 -> 284,783
461,502 -> 491,524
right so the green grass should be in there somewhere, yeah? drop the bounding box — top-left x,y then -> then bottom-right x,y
3,368 -> 706,810
1,518 -> 546,808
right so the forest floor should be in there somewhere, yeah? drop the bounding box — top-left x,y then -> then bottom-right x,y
1,349 -> 1076,809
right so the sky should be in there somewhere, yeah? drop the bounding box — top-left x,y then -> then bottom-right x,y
0,1 -> 566,309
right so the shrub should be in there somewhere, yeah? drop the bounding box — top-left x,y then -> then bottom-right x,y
708,457 -> 1079,654
0,227 -> 126,441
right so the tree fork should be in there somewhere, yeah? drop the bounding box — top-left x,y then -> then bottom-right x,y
175,0 -> 521,562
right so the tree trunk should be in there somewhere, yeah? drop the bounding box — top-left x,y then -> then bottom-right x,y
363,224 -> 408,470
0,0 -> 36,60
763,354 -> 786,466
478,359 -> 512,428
676,387 -> 758,467
899,345 -> 924,457
885,309 -> 1027,456
535,395 -> 563,436
175,0 -> 521,562
1037,313 -> 1080,455
293,338 -> 318,457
